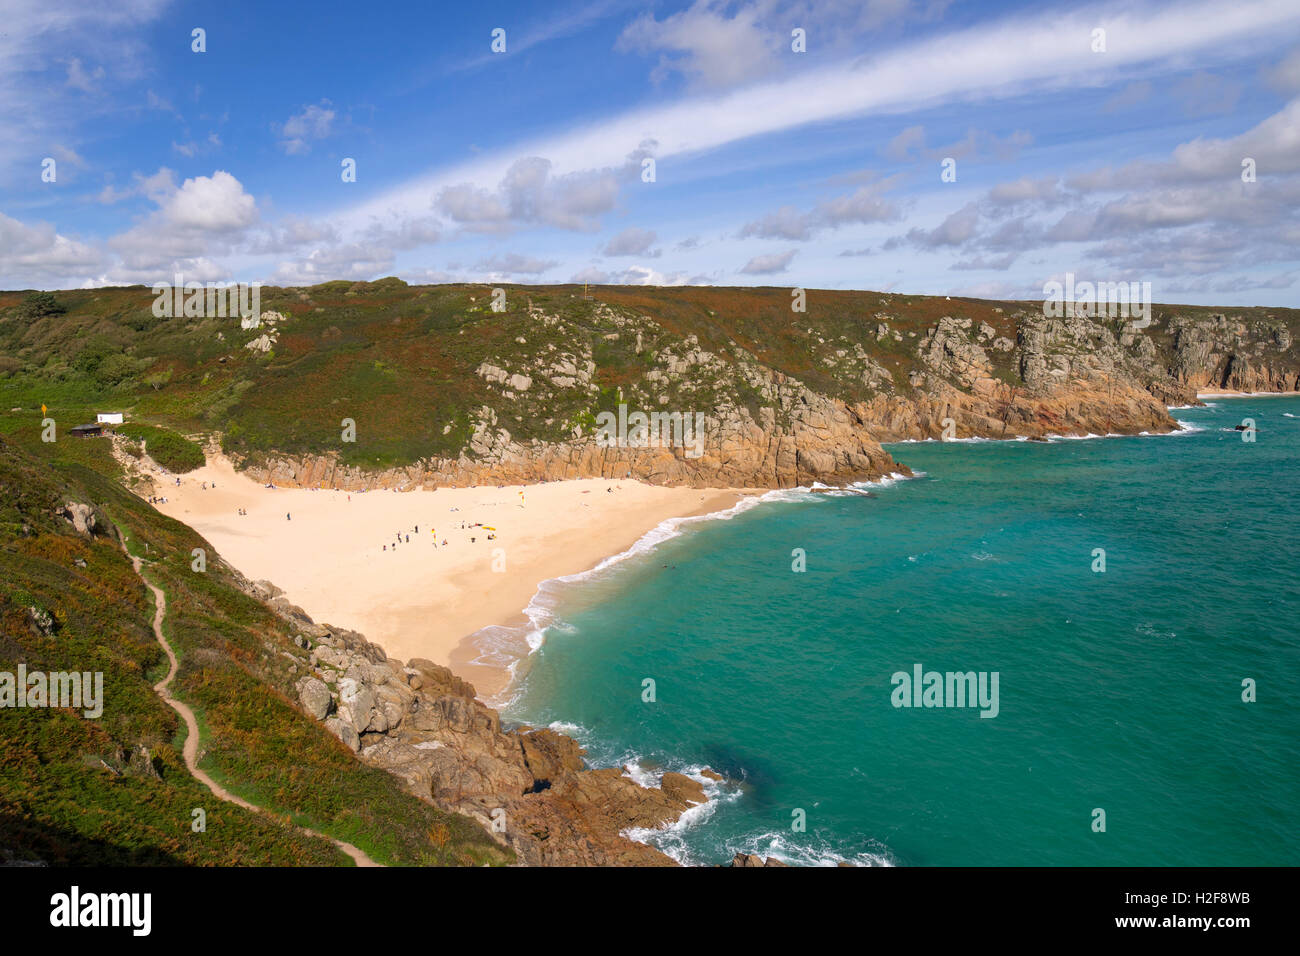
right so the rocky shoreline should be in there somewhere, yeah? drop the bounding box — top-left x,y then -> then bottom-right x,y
206,305 -> 1297,866
249,579 -> 716,865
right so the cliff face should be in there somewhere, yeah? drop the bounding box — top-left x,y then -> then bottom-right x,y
239,302 -> 1296,491
245,379 -> 906,490
1166,314 -> 1299,392
261,582 -> 710,865
5,283 -> 1292,491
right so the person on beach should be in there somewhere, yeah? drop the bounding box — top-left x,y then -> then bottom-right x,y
287,512 -> 291,521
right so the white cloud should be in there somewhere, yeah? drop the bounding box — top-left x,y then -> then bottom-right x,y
98,167 -> 177,205
740,181 -> 902,241
160,171 -> 258,232
279,101 -> 336,154
473,253 -> 559,275
739,249 -> 797,274
884,125 -> 1032,163
0,0 -> 169,185
617,0 -> 780,90
101,170 -> 261,283
987,176 -> 1065,206
273,243 -> 395,285
437,156 -> 625,234
335,0 -> 1300,249
570,264 -> 705,285
603,226 -> 659,256
64,58 -> 104,94
616,0 -> 949,90
0,211 -> 104,287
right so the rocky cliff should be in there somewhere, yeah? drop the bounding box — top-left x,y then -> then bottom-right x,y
236,299 -> 1297,491
4,283 -> 1293,490
253,580 -> 713,865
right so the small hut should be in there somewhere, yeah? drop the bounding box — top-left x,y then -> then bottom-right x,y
70,424 -> 103,438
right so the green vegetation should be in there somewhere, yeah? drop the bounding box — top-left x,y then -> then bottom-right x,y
0,422 -> 511,865
16,291 -> 66,320
0,282 -> 1296,476
117,423 -> 204,474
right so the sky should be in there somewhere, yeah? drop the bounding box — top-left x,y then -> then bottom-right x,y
2,0 -> 1299,305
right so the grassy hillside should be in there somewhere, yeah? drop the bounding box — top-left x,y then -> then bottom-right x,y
0,421 -> 511,866
117,422 -> 205,473
3,281 -> 1294,474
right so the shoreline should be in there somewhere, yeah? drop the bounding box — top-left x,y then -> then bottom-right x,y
466,470 -> 920,707
133,449 -> 751,698
448,488 -> 766,700
1195,389 -> 1299,398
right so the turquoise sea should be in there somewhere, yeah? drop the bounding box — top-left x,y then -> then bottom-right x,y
501,397 -> 1300,866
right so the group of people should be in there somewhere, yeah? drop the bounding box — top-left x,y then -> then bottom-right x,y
379,516 -> 502,553
384,523 -> 450,552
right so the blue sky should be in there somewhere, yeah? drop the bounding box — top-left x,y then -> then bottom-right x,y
2,0 -> 1299,305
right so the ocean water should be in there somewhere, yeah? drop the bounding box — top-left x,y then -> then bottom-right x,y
502,398 -> 1300,866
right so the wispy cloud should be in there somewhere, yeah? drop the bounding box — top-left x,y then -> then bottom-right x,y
278,101 -> 336,154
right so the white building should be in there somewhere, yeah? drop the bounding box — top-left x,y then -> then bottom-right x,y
96,413 -> 124,425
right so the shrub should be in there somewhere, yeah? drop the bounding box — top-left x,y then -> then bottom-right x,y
16,291 -> 66,320
117,424 -> 205,473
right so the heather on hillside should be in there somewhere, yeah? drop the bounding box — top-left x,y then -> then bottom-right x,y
2,283 -> 1295,477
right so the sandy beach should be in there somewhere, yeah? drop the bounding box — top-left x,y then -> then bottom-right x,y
146,453 -> 747,698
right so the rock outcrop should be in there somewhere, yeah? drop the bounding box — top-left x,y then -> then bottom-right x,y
1168,314 -> 1300,393
245,381 -> 907,490
237,303 -> 1295,492
274,610 -> 713,866
56,500 -> 105,537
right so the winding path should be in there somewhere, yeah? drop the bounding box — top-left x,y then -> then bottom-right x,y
124,543 -> 381,867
